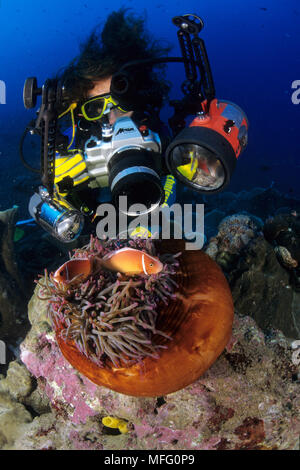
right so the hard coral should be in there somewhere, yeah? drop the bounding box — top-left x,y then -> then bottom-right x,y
205,213 -> 263,271
217,214 -> 263,254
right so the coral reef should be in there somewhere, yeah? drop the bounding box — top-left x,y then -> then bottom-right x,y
0,206 -> 29,341
0,312 -> 298,450
230,237 -> 300,338
291,340 -> 300,368
0,361 -> 34,449
0,392 -> 32,449
0,186 -> 299,450
0,361 -> 32,401
201,185 -> 300,246
263,212 -> 300,290
205,213 -> 263,271
205,213 -> 300,338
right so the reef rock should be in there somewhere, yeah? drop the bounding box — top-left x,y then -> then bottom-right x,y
0,361 -> 33,401
205,213 -> 300,338
0,391 -> 32,449
7,284 -> 299,450
229,236 -> 300,338
205,213 -> 263,271
263,212 -> 300,290
0,206 -> 28,340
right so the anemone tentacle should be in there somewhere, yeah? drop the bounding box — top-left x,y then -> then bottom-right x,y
40,237 -> 178,368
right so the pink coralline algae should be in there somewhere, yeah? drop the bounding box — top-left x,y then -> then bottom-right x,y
21,335 -> 99,425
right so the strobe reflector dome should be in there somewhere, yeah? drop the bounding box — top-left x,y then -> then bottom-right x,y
165,99 -> 248,193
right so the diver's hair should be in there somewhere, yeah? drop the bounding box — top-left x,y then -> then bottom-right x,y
56,8 -> 172,111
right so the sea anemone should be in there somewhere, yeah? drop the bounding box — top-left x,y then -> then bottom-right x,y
37,236 -> 179,368
37,238 -> 234,397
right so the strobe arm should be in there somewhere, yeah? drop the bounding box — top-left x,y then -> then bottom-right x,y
172,14 -> 215,102
168,14 -> 216,136
39,80 -> 58,196
22,78 -> 59,196
40,105 -> 57,196
192,36 -> 215,104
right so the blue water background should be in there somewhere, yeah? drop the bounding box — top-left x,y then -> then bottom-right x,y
0,0 -> 299,214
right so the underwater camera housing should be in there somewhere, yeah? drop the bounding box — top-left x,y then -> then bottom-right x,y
20,13 -> 249,242
83,116 -> 164,216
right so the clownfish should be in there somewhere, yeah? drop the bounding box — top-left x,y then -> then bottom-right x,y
52,258 -> 94,285
52,248 -> 163,285
100,247 -> 163,275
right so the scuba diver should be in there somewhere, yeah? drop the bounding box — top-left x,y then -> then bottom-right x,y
20,10 -> 249,244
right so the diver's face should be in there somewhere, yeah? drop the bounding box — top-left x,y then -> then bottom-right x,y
88,76 -> 132,125
88,76 -> 112,97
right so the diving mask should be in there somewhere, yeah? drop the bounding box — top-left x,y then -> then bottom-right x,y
81,94 -> 128,121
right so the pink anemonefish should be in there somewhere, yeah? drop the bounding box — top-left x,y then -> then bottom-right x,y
101,247 -> 163,275
52,258 -> 93,285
